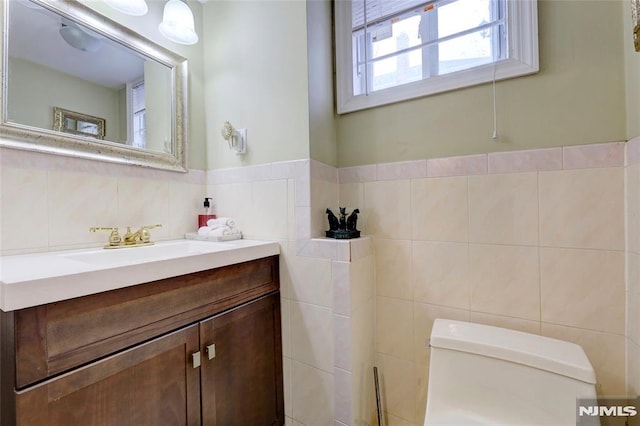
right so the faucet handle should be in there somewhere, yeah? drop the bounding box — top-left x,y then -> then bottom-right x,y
140,224 -> 162,243
89,227 -> 122,246
142,224 -> 163,230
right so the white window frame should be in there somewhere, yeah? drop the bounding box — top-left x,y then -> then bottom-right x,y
335,0 -> 539,114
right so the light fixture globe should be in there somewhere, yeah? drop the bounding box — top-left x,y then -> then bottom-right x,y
59,22 -> 102,52
159,0 -> 199,45
104,0 -> 148,16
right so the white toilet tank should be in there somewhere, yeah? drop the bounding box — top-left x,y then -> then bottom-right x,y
424,319 -> 599,426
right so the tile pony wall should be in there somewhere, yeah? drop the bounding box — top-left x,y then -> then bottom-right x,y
207,160 -> 376,426
338,141 -> 629,426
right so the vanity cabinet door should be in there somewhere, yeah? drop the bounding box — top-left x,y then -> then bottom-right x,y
15,325 -> 201,426
200,292 -> 284,426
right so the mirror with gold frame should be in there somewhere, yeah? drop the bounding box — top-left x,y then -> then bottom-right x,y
0,0 -> 188,172
53,107 -> 106,140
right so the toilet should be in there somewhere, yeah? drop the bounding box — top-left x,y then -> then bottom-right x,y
424,319 -> 600,425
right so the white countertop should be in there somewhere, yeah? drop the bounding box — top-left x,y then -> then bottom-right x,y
0,239 -> 280,311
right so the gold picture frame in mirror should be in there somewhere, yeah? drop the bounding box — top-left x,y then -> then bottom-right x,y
634,0 -> 640,51
53,107 -> 106,140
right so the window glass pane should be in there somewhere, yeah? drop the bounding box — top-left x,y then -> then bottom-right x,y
353,31 -> 365,95
437,0 -> 495,39
353,62 -> 365,96
438,24 -> 504,75
371,49 -> 423,91
133,110 -> 146,148
130,80 -> 146,148
132,82 -> 145,114
368,13 -> 421,60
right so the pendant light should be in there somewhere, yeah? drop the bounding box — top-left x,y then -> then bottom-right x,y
104,0 -> 148,16
158,0 -> 199,45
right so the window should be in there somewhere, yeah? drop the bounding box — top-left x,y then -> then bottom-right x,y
130,80 -> 146,148
335,0 -> 538,113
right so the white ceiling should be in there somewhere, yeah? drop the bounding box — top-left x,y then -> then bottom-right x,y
8,1 -> 146,89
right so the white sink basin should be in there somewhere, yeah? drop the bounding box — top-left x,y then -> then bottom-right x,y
62,241 -> 215,266
0,239 -> 280,311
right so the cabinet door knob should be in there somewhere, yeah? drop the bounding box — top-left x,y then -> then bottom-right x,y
206,343 -> 216,360
192,351 -> 201,368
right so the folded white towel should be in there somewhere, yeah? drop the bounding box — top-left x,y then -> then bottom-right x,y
207,226 -> 227,237
224,227 -> 241,236
205,222 -> 227,230
197,226 -> 211,236
207,225 -> 241,237
207,217 -> 236,228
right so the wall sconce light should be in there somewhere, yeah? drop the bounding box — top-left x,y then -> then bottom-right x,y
104,0 -> 148,16
104,0 -> 199,45
159,0 -> 199,45
221,121 -> 247,155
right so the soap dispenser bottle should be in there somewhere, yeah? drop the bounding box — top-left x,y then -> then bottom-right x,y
198,197 -> 217,228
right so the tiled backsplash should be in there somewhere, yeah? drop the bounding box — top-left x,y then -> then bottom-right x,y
0,147 -> 205,254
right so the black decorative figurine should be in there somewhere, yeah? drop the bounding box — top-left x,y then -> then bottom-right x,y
325,207 -> 360,239
326,208 -> 339,231
339,207 -> 348,230
346,209 -> 359,231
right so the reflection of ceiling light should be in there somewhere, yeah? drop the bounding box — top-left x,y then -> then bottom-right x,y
104,0 -> 148,16
158,0 -> 198,45
59,23 -> 103,52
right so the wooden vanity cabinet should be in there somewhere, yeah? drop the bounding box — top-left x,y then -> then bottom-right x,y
200,293 -> 283,425
0,255 -> 284,426
15,324 -> 202,425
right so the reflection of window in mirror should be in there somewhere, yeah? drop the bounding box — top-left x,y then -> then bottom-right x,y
128,79 -> 146,148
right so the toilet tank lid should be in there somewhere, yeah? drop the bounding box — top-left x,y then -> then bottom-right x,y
430,319 -> 596,384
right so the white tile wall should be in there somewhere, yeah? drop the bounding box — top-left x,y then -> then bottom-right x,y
0,147 -> 205,254
338,141 -> 630,424
2,139 -> 635,426
627,136 -> 640,398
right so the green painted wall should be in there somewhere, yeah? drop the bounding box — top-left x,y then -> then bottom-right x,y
624,0 -> 640,139
308,0 -> 338,167
202,0 -> 310,169
335,0 -> 627,167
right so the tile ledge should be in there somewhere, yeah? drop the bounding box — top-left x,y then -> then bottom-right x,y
296,236 -> 373,261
